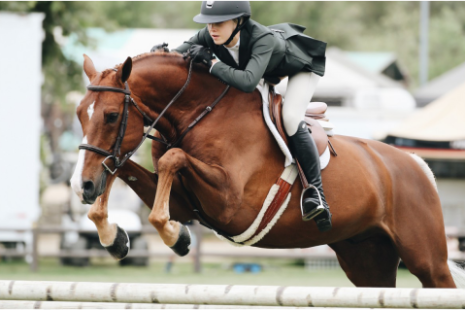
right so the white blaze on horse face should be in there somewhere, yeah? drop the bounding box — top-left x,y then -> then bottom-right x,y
70,136 -> 88,201
87,101 -> 95,120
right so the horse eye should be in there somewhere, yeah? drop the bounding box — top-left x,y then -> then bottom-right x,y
106,113 -> 119,124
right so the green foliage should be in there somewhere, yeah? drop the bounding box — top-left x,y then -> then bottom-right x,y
249,1 -> 465,89
428,3 -> 465,81
1,1 -> 464,98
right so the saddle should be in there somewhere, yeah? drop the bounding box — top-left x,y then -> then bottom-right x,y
268,87 -> 330,158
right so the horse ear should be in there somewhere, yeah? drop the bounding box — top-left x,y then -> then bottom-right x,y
83,54 -> 97,80
118,57 -> 132,83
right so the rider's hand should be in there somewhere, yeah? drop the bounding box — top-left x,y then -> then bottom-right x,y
150,43 -> 169,53
187,44 -> 214,67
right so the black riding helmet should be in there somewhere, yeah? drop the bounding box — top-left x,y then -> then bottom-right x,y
193,1 -> 251,23
193,1 -> 251,45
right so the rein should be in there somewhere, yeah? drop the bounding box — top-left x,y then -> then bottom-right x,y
79,60 -> 230,175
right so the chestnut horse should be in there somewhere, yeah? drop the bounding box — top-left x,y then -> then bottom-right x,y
71,52 -> 461,288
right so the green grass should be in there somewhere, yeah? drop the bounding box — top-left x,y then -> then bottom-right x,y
0,258 -> 422,287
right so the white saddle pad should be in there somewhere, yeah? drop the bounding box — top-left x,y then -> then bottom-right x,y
256,80 -> 330,170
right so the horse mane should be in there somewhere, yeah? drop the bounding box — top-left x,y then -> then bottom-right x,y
98,52 -> 186,78
101,51 -> 211,83
132,51 -> 183,61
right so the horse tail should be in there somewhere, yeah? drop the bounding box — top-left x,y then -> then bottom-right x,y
408,153 -> 437,192
447,261 -> 465,288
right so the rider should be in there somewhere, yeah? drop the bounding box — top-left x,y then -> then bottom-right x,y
152,1 -> 332,232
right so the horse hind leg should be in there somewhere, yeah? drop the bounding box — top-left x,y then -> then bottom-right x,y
393,228 -> 455,288
390,155 -> 456,288
391,213 -> 456,288
330,236 -> 400,287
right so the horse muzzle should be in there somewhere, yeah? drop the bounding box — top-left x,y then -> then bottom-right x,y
81,172 -> 107,204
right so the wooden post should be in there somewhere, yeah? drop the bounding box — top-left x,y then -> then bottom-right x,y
193,221 -> 202,273
30,225 -> 38,272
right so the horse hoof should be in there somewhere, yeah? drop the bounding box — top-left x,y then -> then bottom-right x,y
170,225 -> 191,257
103,225 -> 130,260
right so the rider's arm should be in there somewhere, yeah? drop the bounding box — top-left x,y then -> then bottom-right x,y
173,28 -> 209,54
210,34 -> 274,93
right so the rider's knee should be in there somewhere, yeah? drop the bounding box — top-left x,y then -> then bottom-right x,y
282,108 -> 301,136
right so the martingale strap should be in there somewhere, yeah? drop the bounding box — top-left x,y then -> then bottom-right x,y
169,85 -> 230,149
145,133 -> 168,145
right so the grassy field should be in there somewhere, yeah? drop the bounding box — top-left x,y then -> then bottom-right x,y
0,258 -> 422,287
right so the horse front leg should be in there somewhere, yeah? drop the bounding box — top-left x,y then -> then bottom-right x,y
148,148 -> 232,256
118,159 -> 196,223
86,174 -> 130,260
148,148 -> 190,256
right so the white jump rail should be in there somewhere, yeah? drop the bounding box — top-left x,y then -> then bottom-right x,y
1,281 -> 465,309
0,300 -> 342,309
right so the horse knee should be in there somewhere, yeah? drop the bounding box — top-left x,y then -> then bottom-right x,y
158,148 -> 187,174
88,209 -> 106,224
148,213 -> 169,231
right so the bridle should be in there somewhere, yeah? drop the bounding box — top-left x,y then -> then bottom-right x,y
79,60 -> 230,175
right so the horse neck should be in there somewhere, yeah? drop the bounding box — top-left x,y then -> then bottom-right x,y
130,58 -> 231,143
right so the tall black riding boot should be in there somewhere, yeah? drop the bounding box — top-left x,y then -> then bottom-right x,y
288,121 -> 332,232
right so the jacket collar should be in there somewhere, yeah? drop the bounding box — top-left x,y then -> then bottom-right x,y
238,20 -> 252,70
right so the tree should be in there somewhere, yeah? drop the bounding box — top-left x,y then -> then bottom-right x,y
2,1 -> 464,145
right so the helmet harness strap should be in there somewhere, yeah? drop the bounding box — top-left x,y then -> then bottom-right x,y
223,17 -> 249,46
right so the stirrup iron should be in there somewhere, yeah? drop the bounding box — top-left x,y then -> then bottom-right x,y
300,185 -> 325,221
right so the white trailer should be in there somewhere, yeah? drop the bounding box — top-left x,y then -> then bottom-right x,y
0,12 -> 44,257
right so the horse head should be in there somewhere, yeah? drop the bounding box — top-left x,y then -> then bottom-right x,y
71,51 -> 232,205
70,55 -> 145,204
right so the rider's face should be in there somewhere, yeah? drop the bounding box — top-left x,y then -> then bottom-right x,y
207,19 -> 238,46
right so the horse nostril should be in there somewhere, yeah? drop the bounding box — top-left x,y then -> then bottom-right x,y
83,180 -> 95,194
